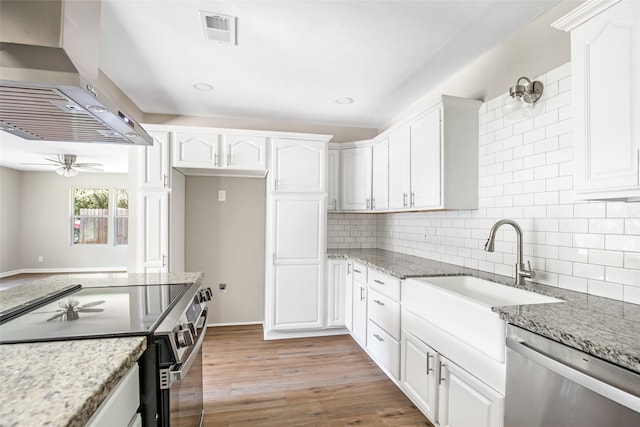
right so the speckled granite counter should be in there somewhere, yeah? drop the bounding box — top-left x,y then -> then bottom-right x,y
329,248 -> 640,374
0,337 -> 146,427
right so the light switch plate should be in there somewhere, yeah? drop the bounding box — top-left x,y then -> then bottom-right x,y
218,190 -> 226,202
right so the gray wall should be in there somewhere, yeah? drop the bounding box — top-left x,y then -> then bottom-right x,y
185,176 -> 265,325
0,169 -> 129,274
0,167 -> 21,273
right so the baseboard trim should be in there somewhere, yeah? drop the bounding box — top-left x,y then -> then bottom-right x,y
0,270 -> 21,279
207,321 -> 264,328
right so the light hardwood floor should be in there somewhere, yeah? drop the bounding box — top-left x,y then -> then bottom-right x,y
202,325 -> 432,427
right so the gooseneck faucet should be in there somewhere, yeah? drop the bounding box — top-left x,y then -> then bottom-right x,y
484,219 -> 536,286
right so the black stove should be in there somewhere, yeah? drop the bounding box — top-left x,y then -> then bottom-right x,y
0,283 -> 190,343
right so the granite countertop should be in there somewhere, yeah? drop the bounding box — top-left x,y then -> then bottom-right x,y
0,272 -> 204,427
329,248 -> 640,374
0,337 -> 146,427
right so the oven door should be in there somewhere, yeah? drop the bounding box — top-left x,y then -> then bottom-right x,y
162,308 -> 209,427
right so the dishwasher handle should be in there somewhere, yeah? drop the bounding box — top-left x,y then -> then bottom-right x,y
506,337 -> 640,413
169,308 -> 209,384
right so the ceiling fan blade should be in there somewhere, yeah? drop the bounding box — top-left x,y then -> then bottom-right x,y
74,166 -> 104,172
78,300 -> 105,309
46,312 -> 65,321
44,157 -> 64,164
74,163 -> 103,167
19,162 -> 57,166
78,308 -> 104,313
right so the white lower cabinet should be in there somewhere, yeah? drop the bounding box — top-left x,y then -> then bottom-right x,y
352,262 -> 368,346
438,355 -> 503,427
86,364 -> 140,427
326,258 -> 347,328
367,319 -> 400,379
401,330 -> 439,421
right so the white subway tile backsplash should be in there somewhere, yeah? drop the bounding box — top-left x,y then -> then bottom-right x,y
327,63 -> 639,303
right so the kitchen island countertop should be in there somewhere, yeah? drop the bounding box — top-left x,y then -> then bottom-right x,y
0,337 -> 146,427
329,248 -> 640,374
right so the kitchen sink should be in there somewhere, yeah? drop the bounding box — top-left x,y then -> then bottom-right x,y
402,276 -> 563,363
415,275 -> 562,307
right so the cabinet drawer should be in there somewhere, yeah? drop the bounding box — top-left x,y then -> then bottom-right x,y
352,262 -> 367,284
368,288 -> 400,340
367,320 -> 400,379
368,269 -> 400,300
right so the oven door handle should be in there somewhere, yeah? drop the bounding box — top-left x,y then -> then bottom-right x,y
506,337 -> 640,413
169,308 -> 209,384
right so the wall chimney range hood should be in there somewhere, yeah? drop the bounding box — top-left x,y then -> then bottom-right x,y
0,0 -> 152,146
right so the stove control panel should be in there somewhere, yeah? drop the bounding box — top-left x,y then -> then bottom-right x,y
198,287 -> 213,303
176,327 -> 194,348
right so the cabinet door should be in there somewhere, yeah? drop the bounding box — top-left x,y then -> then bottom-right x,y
438,356 -> 503,427
352,280 -> 368,346
223,135 -> 266,170
139,130 -> 169,189
401,330 -> 439,423
372,138 -> 389,210
572,1 -> 640,198
271,139 -> 326,193
138,191 -> 168,273
173,131 -> 221,168
411,109 -> 442,208
326,259 -> 347,328
388,126 -> 411,209
327,148 -> 340,211
340,145 -> 372,211
270,195 -> 325,330
345,261 -> 354,331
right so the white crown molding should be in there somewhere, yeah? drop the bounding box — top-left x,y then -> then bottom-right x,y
551,0 -> 621,31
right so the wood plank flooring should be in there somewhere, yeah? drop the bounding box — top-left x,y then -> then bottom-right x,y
202,325 -> 432,427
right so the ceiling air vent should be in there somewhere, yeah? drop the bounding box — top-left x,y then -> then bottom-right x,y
200,11 -> 237,45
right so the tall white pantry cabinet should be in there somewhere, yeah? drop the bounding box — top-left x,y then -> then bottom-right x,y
264,135 -> 336,339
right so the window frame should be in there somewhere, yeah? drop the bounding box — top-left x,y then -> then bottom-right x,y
70,187 -> 129,247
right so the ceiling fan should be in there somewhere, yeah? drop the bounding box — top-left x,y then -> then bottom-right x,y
21,154 -> 103,177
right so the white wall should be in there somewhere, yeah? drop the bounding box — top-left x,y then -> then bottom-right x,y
0,167 -> 21,273
185,176 -> 265,325
12,171 -> 129,272
328,62 -> 640,304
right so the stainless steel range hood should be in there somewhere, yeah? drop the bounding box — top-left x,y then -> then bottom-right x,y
0,0 -> 152,146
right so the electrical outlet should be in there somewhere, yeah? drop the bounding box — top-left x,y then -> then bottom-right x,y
219,283 -> 227,293
38,256 -> 44,263
218,190 -> 226,202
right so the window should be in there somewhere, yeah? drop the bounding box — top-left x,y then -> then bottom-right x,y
115,189 -> 129,245
72,187 -> 128,245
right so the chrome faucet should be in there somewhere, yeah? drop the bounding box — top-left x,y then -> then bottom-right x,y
484,219 -> 535,286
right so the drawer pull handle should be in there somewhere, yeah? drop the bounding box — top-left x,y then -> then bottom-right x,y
374,299 -> 385,306
360,286 -> 365,302
373,334 -> 384,342
373,279 -> 385,285
353,269 -> 362,274
426,352 -> 433,374
438,362 -> 445,385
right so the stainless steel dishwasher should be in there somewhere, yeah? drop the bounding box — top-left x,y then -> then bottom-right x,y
505,325 -> 640,427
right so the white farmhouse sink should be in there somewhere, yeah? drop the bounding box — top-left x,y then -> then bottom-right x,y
402,276 -> 562,363
420,275 -> 562,307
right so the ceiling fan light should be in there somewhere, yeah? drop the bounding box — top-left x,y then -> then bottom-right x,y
56,166 -> 78,177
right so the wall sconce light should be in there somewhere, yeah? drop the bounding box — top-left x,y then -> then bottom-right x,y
502,76 -> 544,120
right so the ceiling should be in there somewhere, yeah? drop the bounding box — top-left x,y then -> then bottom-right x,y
0,0 -> 562,173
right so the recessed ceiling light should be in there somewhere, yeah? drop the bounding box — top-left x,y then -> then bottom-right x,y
193,83 -> 214,91
335,97 -> 354,105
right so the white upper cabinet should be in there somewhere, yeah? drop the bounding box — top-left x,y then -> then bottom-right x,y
222,134 -> 266,170
388,126 -> 412,210
139,130 -> 170,189
553,0 -> 640,200
173,131 -> 221,168
327,146 -> 341,211
271,138 -> 326,193
372,138 -> 389,211
340,144 -> 373,211
410,108 -> 442,209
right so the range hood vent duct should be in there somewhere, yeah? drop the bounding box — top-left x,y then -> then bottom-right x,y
0,0 -> 152,145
